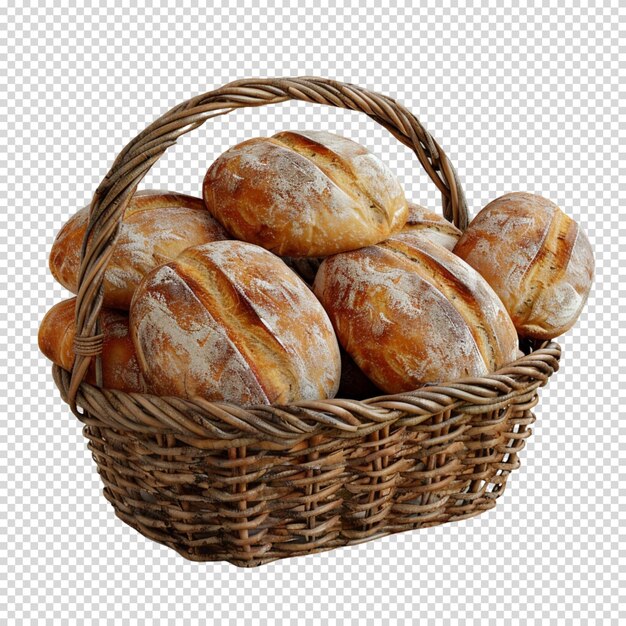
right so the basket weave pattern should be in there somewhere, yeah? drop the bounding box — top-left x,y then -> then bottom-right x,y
53,77 -> 560,566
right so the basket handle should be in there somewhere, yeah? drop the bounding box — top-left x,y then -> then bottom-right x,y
68,76 -> 468,411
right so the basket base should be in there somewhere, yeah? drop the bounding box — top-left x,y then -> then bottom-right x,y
117,503 -> 497,567
105,478 -> 505,567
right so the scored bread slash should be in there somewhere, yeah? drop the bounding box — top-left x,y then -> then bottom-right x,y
453,192 -> 594,339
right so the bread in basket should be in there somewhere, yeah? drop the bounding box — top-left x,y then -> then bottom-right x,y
49,77 -> 562,567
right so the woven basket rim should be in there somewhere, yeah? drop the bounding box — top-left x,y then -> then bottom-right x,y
53,341 -> 560,445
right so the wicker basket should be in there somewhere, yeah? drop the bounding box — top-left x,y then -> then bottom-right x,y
52,77 -> 561,567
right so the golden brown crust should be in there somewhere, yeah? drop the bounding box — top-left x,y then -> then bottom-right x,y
49,190 -> 230,309
313,238 -> 518,393
202,130 -> 408,257
130,262 -> 270,403
381,236 -> 519,371
130,241 -> 341,404
38,298 -> 77,369
38,298 -> 147,392
393,201 -> 462,250
173,251 -> 298,403
453,192 -> 594,339
49,208 -> 89,294
271,131 -> 398,229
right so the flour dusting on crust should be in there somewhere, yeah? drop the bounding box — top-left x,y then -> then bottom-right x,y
454,193 -> 593,339
131,264 -> 268,404
203,132 -> 408,256
51,193 -> 228,309
188,241 -> 341,400
314,247 -> 487,392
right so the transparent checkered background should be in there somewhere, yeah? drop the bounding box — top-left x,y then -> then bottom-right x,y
1,1 -> 624,624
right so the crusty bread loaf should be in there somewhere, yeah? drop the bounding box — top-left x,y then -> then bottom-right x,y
453,192 -> 594,339
313,235 -> 519,393
202,130 -> 409,257
38,298 -> 147,393
393,202 -> 462,250
130,240 -> 341,405
49,190 -> 230,309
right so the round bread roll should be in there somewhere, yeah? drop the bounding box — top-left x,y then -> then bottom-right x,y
130,240 -> 341,405
49,190 -> 230,309
393,201 -> 462,250
453,192 -> 594,339
202,130 -> 409,257
313,235 -> 519,393
38,298 -> 147,393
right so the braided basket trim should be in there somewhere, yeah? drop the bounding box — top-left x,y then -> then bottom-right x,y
54,342 -> 560,445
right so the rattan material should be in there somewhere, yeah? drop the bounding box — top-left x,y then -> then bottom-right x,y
51,77 -> 561,567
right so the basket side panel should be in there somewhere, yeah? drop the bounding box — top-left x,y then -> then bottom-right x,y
80,400 -> 532,565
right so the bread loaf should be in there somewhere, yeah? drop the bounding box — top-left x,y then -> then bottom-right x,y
393,202 -> 462,250
202,130 -> 409,257
313,235 -> 519,393
38,298 -> 147,393
130,240 -> 341,405
453,192 -> 594,339
49,190 -> 230,309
